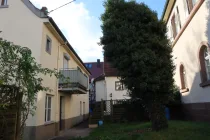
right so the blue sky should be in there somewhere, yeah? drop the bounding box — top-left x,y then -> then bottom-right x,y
31,0 -> 166,62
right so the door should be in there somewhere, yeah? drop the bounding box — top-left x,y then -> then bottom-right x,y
83,102 -> 85,120
60,96 -> 65,130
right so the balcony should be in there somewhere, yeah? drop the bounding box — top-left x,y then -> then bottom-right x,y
58,69 -> 88,94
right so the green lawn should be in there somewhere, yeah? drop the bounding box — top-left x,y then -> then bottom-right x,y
73,121 -> 210,140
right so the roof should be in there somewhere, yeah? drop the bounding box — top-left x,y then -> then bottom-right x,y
94,74 -> 105,82
104,57 -> 118,77
161,0 -> 176,22
84,62 -> 104,80
24,0 -> 91,75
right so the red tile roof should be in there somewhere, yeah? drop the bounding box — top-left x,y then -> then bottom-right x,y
104,57 -> 118,76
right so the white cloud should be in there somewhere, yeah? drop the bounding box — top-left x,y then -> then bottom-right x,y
30,0 -> 103,62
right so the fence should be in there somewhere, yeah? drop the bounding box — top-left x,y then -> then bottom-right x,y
89,99 -> 149,124
0,85 -> 21,140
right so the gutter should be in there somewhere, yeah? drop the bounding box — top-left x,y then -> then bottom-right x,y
161,0 -> 169,20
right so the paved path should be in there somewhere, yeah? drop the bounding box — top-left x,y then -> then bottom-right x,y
49,121 -> 93,140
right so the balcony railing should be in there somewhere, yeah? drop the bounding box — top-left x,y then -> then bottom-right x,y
58,69 -> 88,94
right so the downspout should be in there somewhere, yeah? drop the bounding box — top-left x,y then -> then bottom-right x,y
55,42 -> 60,135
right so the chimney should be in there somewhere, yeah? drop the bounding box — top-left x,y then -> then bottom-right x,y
97,59 -> 100,68
41,7 -> 48,15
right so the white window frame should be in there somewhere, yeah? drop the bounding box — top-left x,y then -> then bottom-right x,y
175,7 -> 181,34
63,57 -> 69,69
115,81 -> 124,91
45,95 -> 53,122
184,0 -> 190,19
204,48 -> 210,80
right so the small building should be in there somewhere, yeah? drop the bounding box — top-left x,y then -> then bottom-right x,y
0,0 -> 91,140
95,58 -> 130,101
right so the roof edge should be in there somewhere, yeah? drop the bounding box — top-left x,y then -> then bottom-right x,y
48,18 -> 91,75
161,0 -> 176,22
22,0 -> 48,18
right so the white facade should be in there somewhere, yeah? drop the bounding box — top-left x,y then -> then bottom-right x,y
95,77 -> 130,101
164,0 -> 210,104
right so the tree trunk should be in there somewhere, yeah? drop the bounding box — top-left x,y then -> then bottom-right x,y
150,102 -> 168,131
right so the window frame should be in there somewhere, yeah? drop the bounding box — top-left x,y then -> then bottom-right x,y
171,14 -> 177,39
1,0 -> 6,6
80,101 -> 82,116
186,0 -> 198,13
115,81 -> 124,91
180,64 -> 189,93
199,42 -> 210,87
45,95 -> 53,122
63,57 -> 69,69
45,36 -> 52,55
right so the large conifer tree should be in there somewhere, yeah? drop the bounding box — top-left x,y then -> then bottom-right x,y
100,0 -> 174,131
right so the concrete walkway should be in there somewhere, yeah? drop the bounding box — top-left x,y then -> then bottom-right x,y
49,121 -> 93,140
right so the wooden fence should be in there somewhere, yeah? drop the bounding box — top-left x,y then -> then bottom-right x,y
0,85 -> 21,140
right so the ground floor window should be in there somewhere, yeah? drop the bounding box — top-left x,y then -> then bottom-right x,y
45,95 -> 52,122
115,81 -> 124,90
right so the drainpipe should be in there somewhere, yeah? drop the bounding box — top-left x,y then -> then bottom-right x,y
55,41 -> 67,134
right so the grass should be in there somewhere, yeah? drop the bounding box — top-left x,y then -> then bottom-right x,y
72,121 -> 210,140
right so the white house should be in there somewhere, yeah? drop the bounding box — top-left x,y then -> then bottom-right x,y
95,58 -> 130,101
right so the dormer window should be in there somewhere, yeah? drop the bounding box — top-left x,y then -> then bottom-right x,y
0,0 -> 7,6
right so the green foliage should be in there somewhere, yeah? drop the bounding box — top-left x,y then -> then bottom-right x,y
168,85 -> 182,105
0,40 -> 65,138
100,0 -> 175,131
71,121 -> 210,140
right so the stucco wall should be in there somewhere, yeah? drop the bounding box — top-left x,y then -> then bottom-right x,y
95,80 -> 106,101
0,0 -> 46,63
166,0 -> 210,103
0,0 -> 48,127
36,24 -> 89,127
105,77 -> 130,100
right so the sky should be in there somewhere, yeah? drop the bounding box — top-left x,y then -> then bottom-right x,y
30,0 -> 166,62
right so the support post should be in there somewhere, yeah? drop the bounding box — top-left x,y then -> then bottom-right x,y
101,99 -> 104,120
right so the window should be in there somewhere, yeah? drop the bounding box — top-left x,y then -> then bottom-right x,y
115,81 -> 124,91
63,57 -> 69,69
176,7 -> 182,29
45,95 -> 52,122
204,47 -> 210,80
171,7 -> 182,39
0,0 -> 7,6
186,0 -> 198,13
199,43 -> 210,87
77,66 -> 82,72
46,36 -> 52,54
85,64 -> 92,69
171,15 -> 177,38
80,101 -> 82,115
180,64 -> 187,90
83,102 -> 85,115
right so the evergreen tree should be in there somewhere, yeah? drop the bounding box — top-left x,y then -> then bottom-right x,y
100,0 -> 174,131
